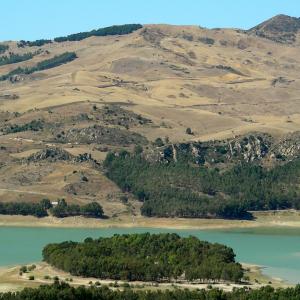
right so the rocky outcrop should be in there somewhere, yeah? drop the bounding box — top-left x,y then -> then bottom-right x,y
228,133 -> 272,162
272,132 -> 300,159
26,147 -> 100,166
27,147 -> 74,162
55,125 -> 147,146
9,75 -> 25,83
145,132 -> 299,166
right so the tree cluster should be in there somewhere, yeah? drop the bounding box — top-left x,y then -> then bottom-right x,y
50,199 -> 104,218
17,39 -> 52,47
0,52 -> 77,81
14,24 -> 142,49
0,199 -> 104,219
43,233 -> 243,282
2,119 -> 44,134
0,52 -> 37,66
104,152 -> 300,219
0,200 -> 48,218
54,24 -> 142,42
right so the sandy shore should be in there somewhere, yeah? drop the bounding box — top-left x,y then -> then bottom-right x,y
0,214 -> 254,229
0,262 -> 288,293
1,210 -> 300,230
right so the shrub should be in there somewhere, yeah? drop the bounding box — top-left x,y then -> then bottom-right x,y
28,264 -> 36,271
0,44 -> 9,54
20,266 -> 27,273
186,127 -> 193,135
199,37 -> 215,45
154,137 -> 164,147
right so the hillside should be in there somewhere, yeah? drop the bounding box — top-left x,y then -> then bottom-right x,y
0,17 -> 299,220
0,19 -> 300,139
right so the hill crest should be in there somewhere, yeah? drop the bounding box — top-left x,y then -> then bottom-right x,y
248,14 -> 300,43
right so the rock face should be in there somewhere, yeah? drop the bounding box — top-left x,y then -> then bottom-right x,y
228,134 -> 272,162
248,14 -> 300,44
146,132 -> 300,166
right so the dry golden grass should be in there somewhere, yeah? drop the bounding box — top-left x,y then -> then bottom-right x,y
0,25 -> 299,142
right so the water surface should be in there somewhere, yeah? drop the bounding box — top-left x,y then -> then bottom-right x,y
0,226 -> 299,284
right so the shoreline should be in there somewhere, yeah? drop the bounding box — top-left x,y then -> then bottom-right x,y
1,210 -> 300,230
242,263 -> 289,288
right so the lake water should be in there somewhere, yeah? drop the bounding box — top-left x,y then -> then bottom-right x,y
0,226 -> 300,284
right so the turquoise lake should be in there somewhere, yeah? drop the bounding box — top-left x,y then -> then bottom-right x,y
0,226 -> 300,284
